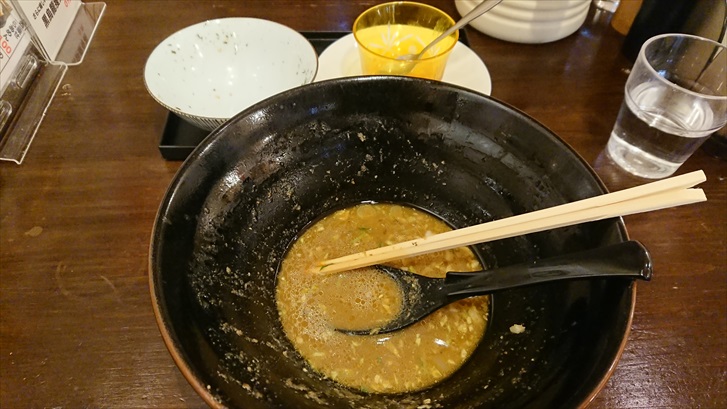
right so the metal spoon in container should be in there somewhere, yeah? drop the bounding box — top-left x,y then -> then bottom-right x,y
394,0 -> 502,72
338,241 -> 652,335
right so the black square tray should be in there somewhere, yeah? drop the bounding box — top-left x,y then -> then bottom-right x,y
158,30 -> 470,161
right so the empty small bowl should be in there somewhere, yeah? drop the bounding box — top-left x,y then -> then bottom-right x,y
144,18 -> 318,131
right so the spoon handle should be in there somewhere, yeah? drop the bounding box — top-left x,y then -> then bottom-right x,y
443,241 -> 652,298
417,0 -> 503,59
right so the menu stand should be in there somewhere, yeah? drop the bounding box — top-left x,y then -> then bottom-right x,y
0,1 -> 105,164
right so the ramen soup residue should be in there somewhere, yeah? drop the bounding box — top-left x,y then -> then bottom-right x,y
275,203 -> 489,393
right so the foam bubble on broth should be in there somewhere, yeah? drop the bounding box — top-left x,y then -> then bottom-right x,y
275,203 -> 489,393
315,268 -> 404,331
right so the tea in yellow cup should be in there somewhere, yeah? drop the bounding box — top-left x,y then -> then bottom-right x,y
353,2 -> 458,80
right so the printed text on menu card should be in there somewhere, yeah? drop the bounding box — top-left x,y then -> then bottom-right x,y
1,2 -> 31,93
14,0 -> 81,60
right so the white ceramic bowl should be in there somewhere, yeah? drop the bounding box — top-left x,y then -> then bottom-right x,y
455,0 -> 590,44
144,18 -> 318,131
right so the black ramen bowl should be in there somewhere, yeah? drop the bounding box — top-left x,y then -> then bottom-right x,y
150,76 -> 635,408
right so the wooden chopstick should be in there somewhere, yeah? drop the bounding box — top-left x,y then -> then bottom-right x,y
316,170 -> 707,275
320,171 -> 706,266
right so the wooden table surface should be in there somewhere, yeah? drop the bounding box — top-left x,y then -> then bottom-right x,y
1,1 -> 725,408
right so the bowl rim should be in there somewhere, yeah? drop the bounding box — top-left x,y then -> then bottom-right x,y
463,0 -> 590,12
143,17 -> 319,123
149,76 -> 636,409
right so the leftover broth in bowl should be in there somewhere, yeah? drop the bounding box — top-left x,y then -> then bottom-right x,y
150,76 -> 635,409
276,202 -> 489,393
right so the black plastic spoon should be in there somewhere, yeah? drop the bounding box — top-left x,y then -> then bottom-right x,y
339,241 -> 652,335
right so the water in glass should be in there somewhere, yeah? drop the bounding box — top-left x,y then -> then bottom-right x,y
607,82 -> 717,179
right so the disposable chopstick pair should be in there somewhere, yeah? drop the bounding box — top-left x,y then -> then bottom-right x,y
316,170 -> 707,275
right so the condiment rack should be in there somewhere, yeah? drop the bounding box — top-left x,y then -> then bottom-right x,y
0,1 -> 105,164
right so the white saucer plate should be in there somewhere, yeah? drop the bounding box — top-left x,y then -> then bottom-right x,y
315,33 -> 492,95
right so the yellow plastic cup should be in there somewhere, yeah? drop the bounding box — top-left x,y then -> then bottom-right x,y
353,1 -> 458,80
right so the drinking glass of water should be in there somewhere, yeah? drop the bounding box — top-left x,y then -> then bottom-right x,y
606,33 -> 727,179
